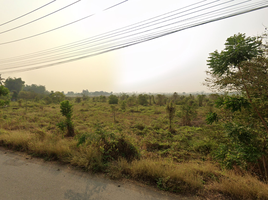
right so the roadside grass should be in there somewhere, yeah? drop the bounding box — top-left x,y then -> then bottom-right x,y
0,100 -> 267,199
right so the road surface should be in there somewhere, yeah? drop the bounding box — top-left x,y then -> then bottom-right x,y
0,148 -> 197,200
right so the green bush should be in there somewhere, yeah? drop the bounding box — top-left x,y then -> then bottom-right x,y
77,124 -> 140,163
108,95 -> 118,104
57,100 -> 74,137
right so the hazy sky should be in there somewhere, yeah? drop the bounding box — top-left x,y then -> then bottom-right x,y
0,0 -> 267,93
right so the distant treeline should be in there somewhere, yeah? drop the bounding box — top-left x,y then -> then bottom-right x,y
66,90 -> 112,97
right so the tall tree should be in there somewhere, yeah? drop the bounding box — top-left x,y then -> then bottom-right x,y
4,77 -> 25,94
24,84 -> 47,94
205,33 -> 268,181
206,33 -> 266,133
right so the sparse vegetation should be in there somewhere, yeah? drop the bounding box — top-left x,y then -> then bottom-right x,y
0,32 -> 267,199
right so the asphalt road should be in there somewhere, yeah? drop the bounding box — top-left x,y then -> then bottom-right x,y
0,148 -> 196,200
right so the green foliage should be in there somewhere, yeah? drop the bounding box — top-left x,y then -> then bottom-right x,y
43,96 -> 53,105
216,96 -> 251,112
56,121 -> 66,132
108,95 -> 118,104
138,94 -> 148,106
17,99 -> 22,107
126,96 -> 136,106
76,124 -> 140,162
178,103 -> 197,126
50,91 -> 65,103
75,97 -> 81,103
4,77 -> 25,94
18,91 -> 39,100
120,100 -> 126,111
99,95 -> 106,102
206,33 -> 268,181
0,85 -> 10,106
156,94 -> 166,106
206,112 -> 218,125
23,84 -> 47,94
60,100 -> 73,119
197,94 -> 206,107
57,100 -> 74,137
207,33 -> 262,76
0,85 -> 9,96
82,94 -> 89,101
166,102 -> 176,131
110,105 -> 117,123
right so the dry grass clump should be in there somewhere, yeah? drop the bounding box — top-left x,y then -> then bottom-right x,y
70,145 -> 104,172
0,129 -> 33,151
0,129 -> 74,161
207,171 -> 268,200
114,159 -> 216,194
28,134 -> 75,161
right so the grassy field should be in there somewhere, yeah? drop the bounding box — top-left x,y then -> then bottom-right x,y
0,97 -> 267,199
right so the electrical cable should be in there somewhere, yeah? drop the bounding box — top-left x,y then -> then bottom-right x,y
1,0 -> 268,73
0,0 -> 81,35
0,0 -> 258,67
0,0 -> 129,45
0,0 -> 266,71
0,0 -> 207,61
0,0 -> 56,27
0,0 -> 221,64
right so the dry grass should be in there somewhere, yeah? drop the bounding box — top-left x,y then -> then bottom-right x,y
0,129 -> 33,151
70,145 -> 103,172
207,171 -> 268,199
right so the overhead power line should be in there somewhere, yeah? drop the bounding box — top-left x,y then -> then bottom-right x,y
0,0 -> 56,27
0,0 -> 268,73
0,0 -> 81,35
0,0 -> 263,64
0,0 -> 129,45
1,0 -> 267,71
0,0 -> 207,63
0,0 -> 211,63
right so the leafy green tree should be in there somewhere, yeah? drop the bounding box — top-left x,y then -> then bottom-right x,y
126,95 -> 136,107
50,91 -> 65,103
156,94 -> 166,106
206,33 -> 268,181
108,95 -> 118,104
23,84 -> 47,94
138,94 -> 148,106
4,77 -> 25,94
57,100 -> 74,137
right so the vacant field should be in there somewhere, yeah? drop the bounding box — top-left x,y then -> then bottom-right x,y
0,97 -> 267,200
